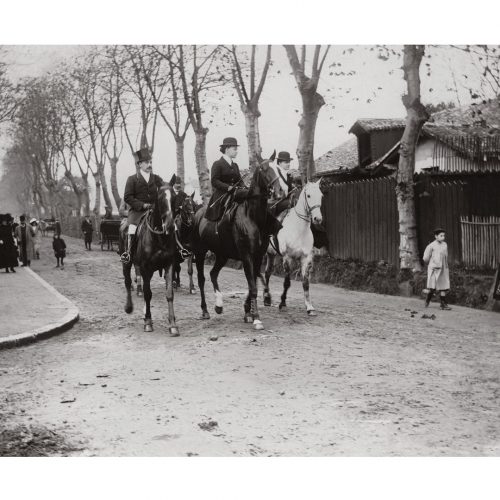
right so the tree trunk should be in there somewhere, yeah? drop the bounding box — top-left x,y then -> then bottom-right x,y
92,171 -> 101,217
92,171 -> 102,241
109,157 -> 122,209
194,127 -> 211,205
296,90 -> 324,181
81,172 -> 91,216
175,138 -> 185,189
396,45 -> 428,272
98,163 -> 114,213
243,105 -> 263,173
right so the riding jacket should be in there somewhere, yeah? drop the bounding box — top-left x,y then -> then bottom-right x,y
124,172 -> 164,225
205,157 -> 243,221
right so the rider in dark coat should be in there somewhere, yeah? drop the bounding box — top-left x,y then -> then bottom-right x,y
121,148 -> 164,263
171,176 -> 188,217
205,137 -> 244,222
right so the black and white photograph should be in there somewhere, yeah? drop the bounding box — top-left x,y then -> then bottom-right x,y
1,2 -> 499,498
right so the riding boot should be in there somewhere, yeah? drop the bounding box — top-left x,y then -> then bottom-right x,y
425,289 -> 434,307
120,234 -> 136,264
440,295 -> 451,310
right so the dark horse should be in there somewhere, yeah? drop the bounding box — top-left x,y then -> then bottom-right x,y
121,184 -> 179,336
173,192 -> 198,294
191,153 -> 283,331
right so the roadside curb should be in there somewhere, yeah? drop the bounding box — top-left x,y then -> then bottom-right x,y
0,267 -> 79,350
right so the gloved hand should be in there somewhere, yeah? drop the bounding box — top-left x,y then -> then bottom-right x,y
227,185 -> 234,193
143,203 -> 153,210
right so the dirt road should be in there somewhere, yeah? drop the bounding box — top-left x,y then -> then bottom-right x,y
1,235 -> 499,456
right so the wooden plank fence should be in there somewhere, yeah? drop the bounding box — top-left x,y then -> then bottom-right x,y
323,177 -> 399,266
322,173 -> 500,269
460,216 -> 500,268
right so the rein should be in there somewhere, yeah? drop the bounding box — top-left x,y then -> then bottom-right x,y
293,186 -> 321,223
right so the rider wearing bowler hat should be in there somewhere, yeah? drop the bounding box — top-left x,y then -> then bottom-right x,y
121,148 -> 165,264
205,137 -> 244,222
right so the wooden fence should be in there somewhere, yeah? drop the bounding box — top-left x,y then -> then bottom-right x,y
322,177 -> 399,266
322,172 -> 500,269
460,216 -> 500,268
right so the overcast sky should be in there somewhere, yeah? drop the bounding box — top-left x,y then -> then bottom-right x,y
0,45 -> 479,207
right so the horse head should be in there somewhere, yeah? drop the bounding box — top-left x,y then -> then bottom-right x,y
302,180 -> 323,225
157,184 -> 175,234
255,150 -> 285,200
179,192 -> 196,227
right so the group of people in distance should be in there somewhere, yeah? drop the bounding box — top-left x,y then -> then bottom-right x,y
0,213 -> 67,272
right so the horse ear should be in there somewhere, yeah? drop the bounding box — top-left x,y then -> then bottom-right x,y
269,150 -> 276,162
191,191 -> 195,199
169,174 -> 176,187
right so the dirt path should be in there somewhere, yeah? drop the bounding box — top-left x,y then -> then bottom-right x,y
1,235 -> 499,456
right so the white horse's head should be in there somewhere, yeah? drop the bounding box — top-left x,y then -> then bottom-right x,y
303,180 -> 323,225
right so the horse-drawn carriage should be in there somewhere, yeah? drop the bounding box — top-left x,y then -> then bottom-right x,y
99,217 -> 123,251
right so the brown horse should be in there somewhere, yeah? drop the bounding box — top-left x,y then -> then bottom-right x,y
191,153 -> 283,331
122,183 -> 179,336
173,193 -> 198,294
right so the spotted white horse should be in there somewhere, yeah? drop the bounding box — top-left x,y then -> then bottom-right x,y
262,179 -> 323,315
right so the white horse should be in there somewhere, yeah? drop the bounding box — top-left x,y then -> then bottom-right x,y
262,180 -> 323,315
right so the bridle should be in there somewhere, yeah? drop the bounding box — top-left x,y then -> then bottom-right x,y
144,189 -> 174,236
294,184 -> 321,223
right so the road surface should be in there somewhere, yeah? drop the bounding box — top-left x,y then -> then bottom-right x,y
1,235 -> 499,456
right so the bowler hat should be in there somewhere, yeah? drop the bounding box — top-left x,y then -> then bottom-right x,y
277,151 -> 293,162
134,148 -> 153,163
220,137 -> 239,148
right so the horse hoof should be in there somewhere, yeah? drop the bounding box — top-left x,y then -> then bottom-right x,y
243,314 -> 252,323
214,305 -> 223,315
201,311 -> 210,320
169,327 -> 180,337
253,320 -> 264,330
279,304 -> 287,311
125,304 -> 133,314
144,324 -> 153,332
263,296 -> 272,307
137,292 -> 143,297
190,289 -> 196,295
307,310 -> 317,317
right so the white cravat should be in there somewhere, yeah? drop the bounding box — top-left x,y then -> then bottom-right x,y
140,170 -> 151,183
223,154 -> 233,166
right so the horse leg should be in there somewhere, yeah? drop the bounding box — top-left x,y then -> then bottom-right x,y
164,262 -> 180,337
301,254 -> 316,316
263,252 -> 275,306
242,255 -> 263,330
142,272 -> 153,332
243,293 -> 252,323
173,258 -> 180,289
195,251 -> 210,320
210,255 -> 228,315
279,257 -> 292,311
123,262 -> 134,314
187,255 -> 195,294
135,265 -> 143,296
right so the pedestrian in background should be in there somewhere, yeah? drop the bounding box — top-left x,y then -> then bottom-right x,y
14,215 -> 35,267
423,228 -> 451,310
53,233 -> 67,269
0,213 -> 18,273
81,214 -> 94,251
30,218 -> 42,259
54,217 -> 62,237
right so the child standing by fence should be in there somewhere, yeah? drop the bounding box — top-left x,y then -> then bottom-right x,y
423,228 -> 451,310
53,234 -> 67,270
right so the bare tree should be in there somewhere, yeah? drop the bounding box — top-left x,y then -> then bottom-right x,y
396,45 -> 429,272
176,45 -> 224,204
284,45 -> 330,181
146,45 -> 191,189
228,45 -> 272,172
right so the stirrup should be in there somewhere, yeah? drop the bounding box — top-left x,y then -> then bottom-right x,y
120,251 -> 131,264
